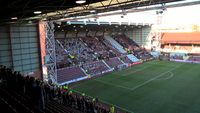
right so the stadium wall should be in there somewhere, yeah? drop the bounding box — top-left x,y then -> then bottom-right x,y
0,24 -> 42,78
125,26 -> 151,48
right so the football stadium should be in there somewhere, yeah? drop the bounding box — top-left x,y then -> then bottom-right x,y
0,0 -> 200,113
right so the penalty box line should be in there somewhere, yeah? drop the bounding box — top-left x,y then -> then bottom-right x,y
155,71 -> 174,80
130,65 -> 180,91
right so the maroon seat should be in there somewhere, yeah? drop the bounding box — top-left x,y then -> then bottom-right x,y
105,57 -> 123,68
82,61 -> 110,76
120,56 -> 133,64
57,66 -> 86,83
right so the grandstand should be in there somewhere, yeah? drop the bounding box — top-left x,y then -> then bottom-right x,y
1,0 -> 200,113
161,32 -> 200,53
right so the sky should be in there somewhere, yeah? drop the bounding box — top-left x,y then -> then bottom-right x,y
161,4 -> 200,26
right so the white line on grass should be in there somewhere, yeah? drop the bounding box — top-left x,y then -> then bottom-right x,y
94,66 -> 150,85
155,71 -> 174,80
146,62 -> 177,68
130,65 -> 180,91
94,79 -> 133,90
123,66 -> 150,76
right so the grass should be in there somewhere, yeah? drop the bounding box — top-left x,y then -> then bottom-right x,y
70,60 -> 200,113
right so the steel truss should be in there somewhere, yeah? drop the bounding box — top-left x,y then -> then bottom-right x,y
27,0 -> 187,21
45,21 -> 57,83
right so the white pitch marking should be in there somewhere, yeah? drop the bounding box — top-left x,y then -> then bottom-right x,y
130,65 -> 180,91
123,66 -> 150,76
156,71 -> 174,80
94,79 -> 133,90
146,62 -> 177,68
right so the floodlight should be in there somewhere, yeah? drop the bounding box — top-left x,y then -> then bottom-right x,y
76,0 -> 86,4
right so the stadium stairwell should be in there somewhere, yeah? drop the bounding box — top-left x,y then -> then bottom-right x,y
79,66 -> 89,76
127,54 -> 140,62
102,60 -> 112,70
104,35 -> 127,54
118,57 -> 125,64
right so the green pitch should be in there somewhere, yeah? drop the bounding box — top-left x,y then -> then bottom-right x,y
70,60 -> 200,113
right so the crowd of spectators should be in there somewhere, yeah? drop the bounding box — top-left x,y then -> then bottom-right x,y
134,48 -> 152,60
119,56 -> 133,64
100,37 -> 122,56
113,34 -> 138,51
57,38 -> 96,65
55,34 -> 152,70
54,34 -> 153,81
0,65 -> 120,113
55,40 -> 72,68
113,34 -> 152,60
170,55 -> 183,60
188,55 -> 200,61
81,36 -> 116,60
104,57 -> 123,69
81,61 -> 110,76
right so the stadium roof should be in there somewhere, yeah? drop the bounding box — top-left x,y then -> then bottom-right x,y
0,0 -> 185,24
161,32 -> 200,44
